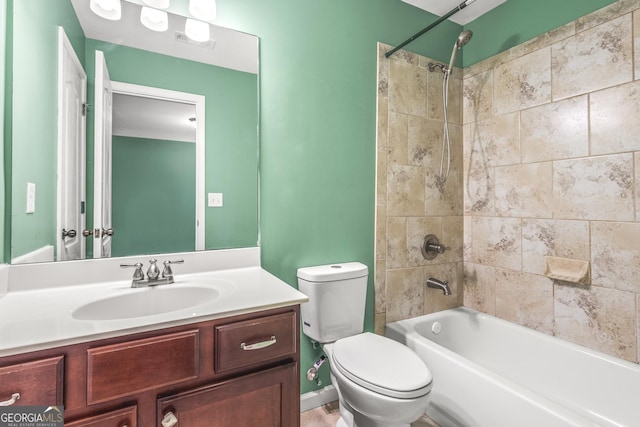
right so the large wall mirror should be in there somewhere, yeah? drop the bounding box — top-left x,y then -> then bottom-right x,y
9,0 -> 259,264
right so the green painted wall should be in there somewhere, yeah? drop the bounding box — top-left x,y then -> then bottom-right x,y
209,0 -> 462,394
9,0 -> 84,260
111,136 -> 195,257
0,0 -> 6,263
462,0 -> 618,66
211,0 -> 623,394
3,0 -> 10,261
84,39 -> 259,252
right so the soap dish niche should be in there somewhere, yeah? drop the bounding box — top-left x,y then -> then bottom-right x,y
543,256 -> 590,284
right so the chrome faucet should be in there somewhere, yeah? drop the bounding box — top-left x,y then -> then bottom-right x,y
426,277 -> 451,296
147,259 -> 161,281
121,259 -> 184,288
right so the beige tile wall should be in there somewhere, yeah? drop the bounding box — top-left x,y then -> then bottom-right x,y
375,45 -> 464,334
463,0 -> 640,363
376,0 -> 640,364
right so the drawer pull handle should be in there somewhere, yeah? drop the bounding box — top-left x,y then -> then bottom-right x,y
161,411 -> 178,427
241,335 -> 277,351
0,393 -> 20,406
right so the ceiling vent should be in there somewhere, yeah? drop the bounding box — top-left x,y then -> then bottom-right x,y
174,31 -> 216,50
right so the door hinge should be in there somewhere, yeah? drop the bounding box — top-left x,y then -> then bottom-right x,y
80,201 -> 85,214
81,103 -> 89,116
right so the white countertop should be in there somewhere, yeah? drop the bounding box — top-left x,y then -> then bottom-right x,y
0,258 -> 308,357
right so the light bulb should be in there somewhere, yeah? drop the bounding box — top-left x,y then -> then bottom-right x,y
90,0 -> 122,21
189,0 -> 216,22
141,0 -> 170,9
140,7 -> 168,32
185,18 -> 210,43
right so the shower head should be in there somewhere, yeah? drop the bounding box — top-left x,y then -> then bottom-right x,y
446,30 -> 473,77
456,30 -> 473,48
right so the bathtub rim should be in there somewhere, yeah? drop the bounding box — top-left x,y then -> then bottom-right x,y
386,307 -> 640,372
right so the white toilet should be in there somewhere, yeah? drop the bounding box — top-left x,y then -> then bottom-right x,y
298,262 -> 432,427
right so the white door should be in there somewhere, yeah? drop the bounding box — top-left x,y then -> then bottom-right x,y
93,51 -> 113,258
56,27 -> 86,261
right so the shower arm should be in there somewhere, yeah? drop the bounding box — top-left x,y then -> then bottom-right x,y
385,0 -> 476,58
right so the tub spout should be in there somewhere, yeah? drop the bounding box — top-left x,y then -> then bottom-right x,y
427,278 -> 451,295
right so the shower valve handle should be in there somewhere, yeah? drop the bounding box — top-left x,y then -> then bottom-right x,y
428,242 -> 450,254
421,234 -> 450,260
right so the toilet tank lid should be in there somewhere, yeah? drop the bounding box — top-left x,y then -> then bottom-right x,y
297,262 -> 368,282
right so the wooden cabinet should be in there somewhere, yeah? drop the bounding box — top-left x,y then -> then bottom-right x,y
158,363 -> 297,427
65,406 -> 137,427
215,312 -> 297,373
0,356 -> 63,406
0,306 -> 300,427
87,330 -> 199,404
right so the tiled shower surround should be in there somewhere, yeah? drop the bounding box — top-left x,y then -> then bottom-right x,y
376,0 -> 640,363
375,44 -> 465,331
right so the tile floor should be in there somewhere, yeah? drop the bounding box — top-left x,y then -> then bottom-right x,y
300,401 -> 440,426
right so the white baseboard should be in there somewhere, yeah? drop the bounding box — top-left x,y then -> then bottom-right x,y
300,385 -> 338,412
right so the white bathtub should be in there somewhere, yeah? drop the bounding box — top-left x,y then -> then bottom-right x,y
385,307 -> 640,427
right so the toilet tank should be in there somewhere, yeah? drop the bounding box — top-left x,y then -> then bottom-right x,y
297,262 -> 368,343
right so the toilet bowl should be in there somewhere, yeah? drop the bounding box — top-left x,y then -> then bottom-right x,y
324,333 -> 432,427
297,263 -> 432,427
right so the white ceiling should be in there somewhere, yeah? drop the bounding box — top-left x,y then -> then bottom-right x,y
401,0 -> 508,25
112,94 -> 196,143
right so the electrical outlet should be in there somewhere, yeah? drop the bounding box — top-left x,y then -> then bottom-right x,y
26,183 -> 36,214
208,193 -> 223,207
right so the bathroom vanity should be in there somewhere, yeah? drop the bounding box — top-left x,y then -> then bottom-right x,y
0,249 -> 307,426
1,306 -> 299,426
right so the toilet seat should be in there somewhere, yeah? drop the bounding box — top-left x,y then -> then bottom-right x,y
331,332 -> 432,399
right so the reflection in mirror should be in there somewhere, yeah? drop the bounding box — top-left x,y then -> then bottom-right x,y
10,0 -> 259,264
56,27 -> 87,263
104,80 -> 205,258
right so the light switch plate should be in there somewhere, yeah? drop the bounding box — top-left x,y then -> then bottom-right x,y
208,192 -> 223,207
26,182 -> 36,214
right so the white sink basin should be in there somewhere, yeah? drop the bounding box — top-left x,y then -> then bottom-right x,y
72,285 -> 222,321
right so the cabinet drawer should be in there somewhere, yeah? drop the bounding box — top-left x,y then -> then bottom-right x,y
215,312 -> 296,373
0,356 -> 63,406
87,330 -> 199,404
65,405 -> 137,427
158,363 -> 297,427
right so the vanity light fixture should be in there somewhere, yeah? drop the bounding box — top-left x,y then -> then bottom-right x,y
189,0 -> 216,22
140,7 -> 168,32
141,0 -> 170,9
185,18 -> 210,42
90,0 -> 122,21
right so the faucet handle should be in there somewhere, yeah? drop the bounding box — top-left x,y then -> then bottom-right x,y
120,262 -> 145,281
162,259 -> 184,282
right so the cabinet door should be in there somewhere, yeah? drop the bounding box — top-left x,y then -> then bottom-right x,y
65,406 -> 137,427
158,363 -> 298,427
0,356 -> 63,406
